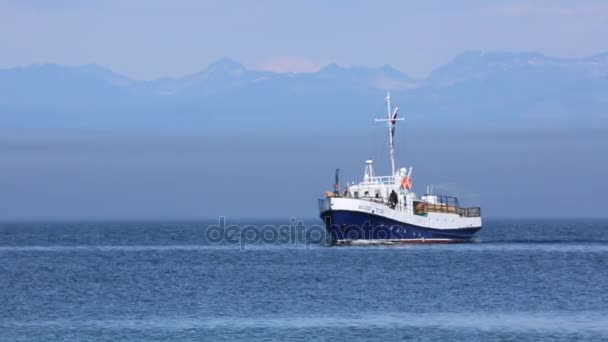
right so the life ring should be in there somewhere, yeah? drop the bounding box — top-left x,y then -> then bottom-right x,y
401,176 -> 412,190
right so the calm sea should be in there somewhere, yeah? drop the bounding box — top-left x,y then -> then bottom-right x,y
1,219 -> 607,341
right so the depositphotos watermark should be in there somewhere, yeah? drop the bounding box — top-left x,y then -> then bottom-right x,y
204,217 -> 329,250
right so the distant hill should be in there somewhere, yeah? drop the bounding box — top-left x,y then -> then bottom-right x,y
1,51 -> 606,131
407,51 -> 608,129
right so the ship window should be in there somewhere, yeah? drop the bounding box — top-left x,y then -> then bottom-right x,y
354,191 -> 359,198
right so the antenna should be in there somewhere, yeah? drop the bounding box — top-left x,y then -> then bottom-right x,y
375,92 -> 404,176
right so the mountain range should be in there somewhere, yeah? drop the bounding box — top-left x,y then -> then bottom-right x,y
1,51 -> 607,131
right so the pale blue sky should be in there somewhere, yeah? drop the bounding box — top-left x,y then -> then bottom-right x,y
1,0 -> 607,79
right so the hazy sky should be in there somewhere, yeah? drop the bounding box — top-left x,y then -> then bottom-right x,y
1,0 -> 607,79
2,130 -> 607,220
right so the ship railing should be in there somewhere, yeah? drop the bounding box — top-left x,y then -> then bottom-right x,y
414,195 -> 481,218
459,207 -> 481,218
360,176 -> 397,185
336,192 -> 481,217
414,203 -> 481,217
345,194 -> 410,213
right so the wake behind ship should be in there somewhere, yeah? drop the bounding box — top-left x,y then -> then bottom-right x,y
318,93 -> 482,245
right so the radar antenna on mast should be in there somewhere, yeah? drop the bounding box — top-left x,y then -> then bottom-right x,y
374,92 -> 404,176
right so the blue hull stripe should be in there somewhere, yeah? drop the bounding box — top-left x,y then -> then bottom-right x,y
321,210 -> 481,243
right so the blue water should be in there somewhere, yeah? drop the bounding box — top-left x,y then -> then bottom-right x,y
1,219 -> 607,341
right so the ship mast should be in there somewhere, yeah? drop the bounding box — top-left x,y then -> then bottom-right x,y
375,92 -> 403,176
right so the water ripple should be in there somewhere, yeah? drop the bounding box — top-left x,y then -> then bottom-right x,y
2,312 -> 607,333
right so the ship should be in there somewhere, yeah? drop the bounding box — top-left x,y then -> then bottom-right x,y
318,93 -> 482,245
